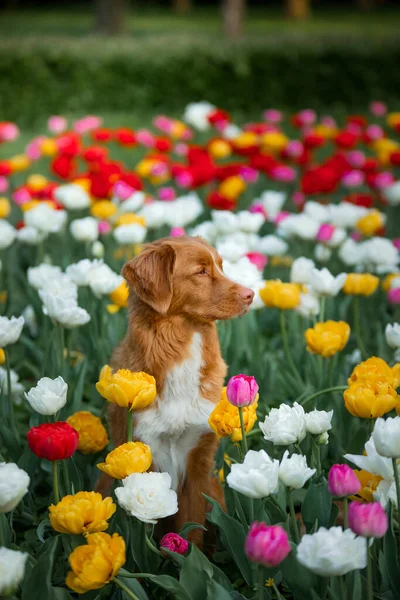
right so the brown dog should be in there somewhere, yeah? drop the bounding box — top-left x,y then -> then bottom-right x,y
101,236 -> 254,543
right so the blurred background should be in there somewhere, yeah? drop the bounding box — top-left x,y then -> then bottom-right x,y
0,0 -> 399,129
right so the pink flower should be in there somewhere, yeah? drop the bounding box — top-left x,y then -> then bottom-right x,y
151,163 -> 168,177
246,252 -> 267,271
286,140 -> 303,158
160,533 -> 189,555
239,166 -> 258,183
348,501 -> 388,538
153,115 -> 173,134
292,191 -> 305,207
346,123 -> 363,136
48,116 -> 67,135
226,374 -> 259,408
136,130 -> 155,147
271,165 -> 296,183
298,109 -> 317,126
366,124 -> 384,141
388,288 -> 400,304
374,172 -> 395,190
176,172 -> 193,188
245,523 -> 291,567
249,202 -> 267,218
0,177 -> 9,194
159,187 -> 176,201
73,116 -> 102,134
347,151 -> 365,168
350,232 -> 361,242
25,136 -> 46,160
316,224 -> 335,242
175,143 -> 188,156
370,101 -> 387,117
170,227 -> 186,237
392,239 -> 400,251
98,221 -> 112,235
263,109 -> 283,124
0,123 -> 19,142
114,181 -> 135,201
341,171 -> 364,188
13,188 -> 32,205
321,115 -> 337,128
328,464 -> 361,497
274,211 -> 290,225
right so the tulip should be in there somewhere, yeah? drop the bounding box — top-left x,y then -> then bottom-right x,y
226,450 -> 279,499
66,411 -> 109,455
279,451 -> 316,490
208,388 -> 258,442
0,462 -> 30,513
226,374 -> 259,408
27,422 -> 79,461
260,402 -> 306,446
386,323 -> 400,350
245,523 -> 291,567
49,491 -> 116,535
388,288 -> 400,304
96,366 -> 157,412
290,257 -> 315,285
0,315 -> 24,347
304,409 -> 333,435
97,442 -> 152,479
348,501 -> 388,538
115,472 -> 178,523
344,381 -> 398,419
260,280 -> 300,310
160,533 -> 189,555
309,267 -> 346,297
0,548 -> 28,596
342,273 -> 379,296
328,464 -> 361,497
305,321 -> 350,358
25,376 -> 68,416
372,416 -> 400,459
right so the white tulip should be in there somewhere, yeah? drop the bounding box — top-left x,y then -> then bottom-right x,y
70,217 -> 99,243
314,244 -> 332,263
363,238 -> 399,271
16,226 -> 47,245
0,220 -> 16,250
38,274 -> 78,302
329,203 -> 367,229
259,402 -> 307,446
297,527 -> 367,576
309,267 -> 346,297
237,211 -> 264,233
54,183 -> 91,210
295,292 -> 320,318
290,257 -> 315,284
211,210 -> 239,234
24,204 -> 67,233
183,101 -> 215,130
279,451 -> 316,489
118,191 -> 146,213
374,478 -> 398,508
391,277 -> 400,290
115,472 -> 178,524
0,367 -> 24,402
0,463 -> 30,513
384,181 -> 400,206
385,323 -> 400,349
41,293 -> 90,329
27,264 -> 63,289
164,194 -> 203,228
338,238 -> 365,267
25,376 -> 68,416
278,214 -> 320,241
87,264 -> 124,298
344,436 -> 394,480
258,235 -> 288,256
113,224 -> 147,245
216,239 -> 248,263
189,221 -> 217,244
0,316 -> 24,347
22,305 -> 38,337
91,241 -> 105,258
223,257 -> 262,289
0,547 -> 29,596
372,417 -> 400,459
251,280 -> 267,311
139,202 -> 167,229
326,228 -> 346,248
259,190 -> 286,221
222,124 -> 242,139
226,450 -> 279,499
66,259 -> 103,286
304,409 -> 333,435
303,201 -> 331,223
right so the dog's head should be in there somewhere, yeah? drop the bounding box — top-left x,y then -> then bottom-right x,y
122,236 -> 254,321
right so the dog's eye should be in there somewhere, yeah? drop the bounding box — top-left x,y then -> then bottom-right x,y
197,268 -> 209,276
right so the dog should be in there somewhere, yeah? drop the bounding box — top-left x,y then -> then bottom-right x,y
101,235 -> 254,544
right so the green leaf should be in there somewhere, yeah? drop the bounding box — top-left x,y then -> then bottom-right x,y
206,580 -> 232,600
281,543 -> 316,600
383,503 -> 400,595
70,358 -> 88,413
117,577 -> 149,600
143,574 -> 192,600
301,476 -> 332,532
21,536 -> 72,600
180,545 -> 212,600
36,518 -> 52,543
179,521 -> 207,539
205,495 -> 253,586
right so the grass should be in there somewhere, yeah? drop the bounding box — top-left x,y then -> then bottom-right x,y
1,4 -> 400,42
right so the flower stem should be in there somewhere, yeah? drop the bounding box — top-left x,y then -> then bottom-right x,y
319,297 -> 326,322
366,539 -> 373,600
272,581 -> 285,600
238,407 -> 248,455
392,459 -> 400,533
301,386 -> 347,407
113,577 -> 141,600
145,532 -> 164,557
288,489 -> 300,544
52,461 -> 60,504
312,438 -> 322,476
62,460 -> 71,496
279,310 -> 303,385
343,496 -> 349,529
258,565 -> 264,600
127,410 -> 133,443
4,348 -> 19,440
353,297 -> 368,360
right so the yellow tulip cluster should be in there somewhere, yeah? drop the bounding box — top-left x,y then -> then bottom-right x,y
350,470 -> 383,503
96,365 -> 157,410
344,357 -> 400,418
67,411 -> 109,455
208,388 -> 258,442
356,210 -> 385,237
305,321 -> 350,358
342,273 -> 379,296
97,441 -> 152,479
260,280 -> 300,310
49,491 -> 116,536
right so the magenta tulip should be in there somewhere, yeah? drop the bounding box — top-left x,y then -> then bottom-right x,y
348,501 -> 388,538
226,374 -> 259,408
328,464 -> 361,497
245,522 -> 291,567
160,533 -> 189,555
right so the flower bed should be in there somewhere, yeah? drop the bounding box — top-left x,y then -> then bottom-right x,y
0,102 -> 400,599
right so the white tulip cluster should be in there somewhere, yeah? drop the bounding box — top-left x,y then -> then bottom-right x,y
260,402 -> 333,446
115,472 -> 178,524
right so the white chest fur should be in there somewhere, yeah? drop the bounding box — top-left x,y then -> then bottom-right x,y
134,332 -> 214,490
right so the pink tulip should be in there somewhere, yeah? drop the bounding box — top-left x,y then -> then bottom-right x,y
239,166 -> 258,183
388,288 -> 400,304
246,252 -> 267,271
98,221 -> 112,235
370,101 -> 387,117
346,151 -> 365,168
114,181 -> 135,201
0,123 -> 19,142
0,177 -> 9,194
73,116 -> 102,134
271,165 -> 296,183
321,115 -> 337,128
136,130 -> 155,147
341,171 -> 364,188
316,224 -> 335,242
292,191 -> 305,207
298,109 -> 317,126
151,163 -> 168,177
13,188 -> 32,205
263,109 -> 283,124
286,140 -> 303,158
350,232 -> 362,242
392,239 -> 400,251
249,202 -> 267,218
274,211 -> 290,225
159,187 -> 176,201
245,523 -> 291,567
48,116 -> 67,135
160,533 -> 189,555
226,374 -> 259,407
366,124 -> 384,140
170,227 -> 186,237
374,172 -> 395,189
328,464 -> 361,497
176,172 -> 193,188
346,123 -> 363,136
153,115 -> 173,134
175,143 -> 188,156
348,501 -> 388,538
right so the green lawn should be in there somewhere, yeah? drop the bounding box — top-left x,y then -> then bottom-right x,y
1,5 -> 400,41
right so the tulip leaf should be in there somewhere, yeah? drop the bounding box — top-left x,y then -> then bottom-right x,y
21,536 -> 72,600
301,476 -> 332,532
180,545 -> 213,600
36,518 -> 52,543
116,577 -> 150,600
179,521 -> 207,539
205,495 -> 253,586
383,503 -> 400,595
142,574 -> 192,600
206,580 -> 233,600
280,543 -> 317,600
70,357 -> 88,413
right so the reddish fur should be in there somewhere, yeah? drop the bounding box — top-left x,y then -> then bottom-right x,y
98,236 -> 253,544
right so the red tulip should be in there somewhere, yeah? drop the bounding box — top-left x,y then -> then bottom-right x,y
27,422 -> 79,461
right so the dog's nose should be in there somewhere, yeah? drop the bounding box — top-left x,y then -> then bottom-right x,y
238,286 -> 254,305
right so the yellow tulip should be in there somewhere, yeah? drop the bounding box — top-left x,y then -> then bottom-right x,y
66,532 -> 126,594
170,121 -> 189,139
0,349 -> 5,365
96,365 -> 157,410
387,112 -> 400,127
40,138 -> 58,156
0,198 -> 11,219
208,139 -> 232,160
97,442 -> 152,479
261,131 -> 288,153
26,174 -> 48,191
348,356 -> 400,389
67,411 -> 109,455
208,388 -> 258,442
356,210 -> 385,237
382,273 -> 400,292
232,131 -> 258,149
9,154 -> 31,172
260,280 -> 300,310
49,492 -> 115,536
344,381 -> 398,419
349,470 -> 383,503
115,213 -> 146,227
109,281 -> 129,308
342,273 -> 379,296
91,201 -> 117,220
305,321 -> 350,358
73,177 -> 92,193
219,176 -> 246,200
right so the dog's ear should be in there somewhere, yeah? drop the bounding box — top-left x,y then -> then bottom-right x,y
122,244 -> 176,314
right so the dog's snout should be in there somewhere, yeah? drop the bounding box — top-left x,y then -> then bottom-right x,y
238,286 -> 254,305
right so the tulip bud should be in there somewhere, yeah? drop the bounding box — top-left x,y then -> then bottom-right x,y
160,533 -> 189,555
27,422 -> 79,461
245,522 -> 291,567
316,432 -> 329,445
328,464 -> 361,497
226,374 -> 259,408
348,501 -> 388,538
